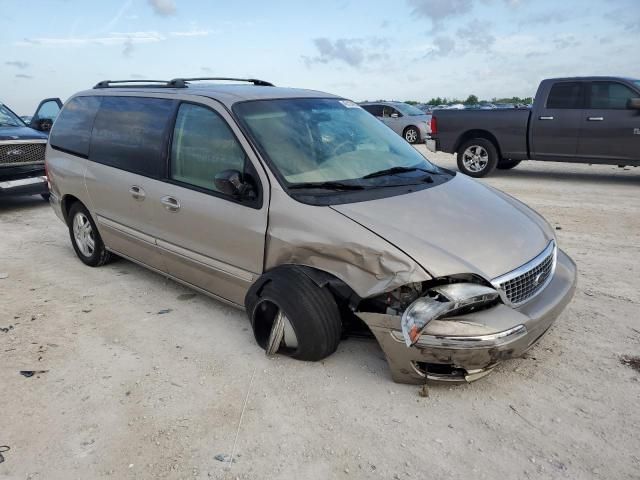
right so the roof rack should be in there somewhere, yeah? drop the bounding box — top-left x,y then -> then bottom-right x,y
93,77 -> 275,89
93,79 -> 175,89
168,77 -> 274,88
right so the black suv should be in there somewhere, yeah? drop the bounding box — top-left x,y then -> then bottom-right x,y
0,98 -> 61,198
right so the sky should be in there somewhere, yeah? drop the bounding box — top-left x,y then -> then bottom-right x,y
1,0 -> 639,115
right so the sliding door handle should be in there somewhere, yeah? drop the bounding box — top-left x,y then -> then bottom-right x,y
161,196 -> 181,212
129,185 -> 145,200
587,116 -> 604,121
539,116 -> 554,120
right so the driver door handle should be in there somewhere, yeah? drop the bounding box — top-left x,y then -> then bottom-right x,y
129,185 -> 145,200
161,195 -> 180,212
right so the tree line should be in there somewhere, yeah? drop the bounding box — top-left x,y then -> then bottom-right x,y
405,94 -> 533,106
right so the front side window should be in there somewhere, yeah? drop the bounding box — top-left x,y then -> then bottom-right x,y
234,98 -> 441,185
170,103 -> 246,193
362,104 -> 383,116
589,82 -> 638,109
50,96 -> 101,157
90,96 -> 174,177
546,82 -> 585,109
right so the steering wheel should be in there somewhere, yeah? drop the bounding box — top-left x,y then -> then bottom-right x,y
330,139 -> 354,157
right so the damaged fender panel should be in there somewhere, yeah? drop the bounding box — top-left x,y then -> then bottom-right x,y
264,189 -> 430,298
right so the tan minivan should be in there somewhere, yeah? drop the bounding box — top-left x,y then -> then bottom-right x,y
47,78 -> 577,383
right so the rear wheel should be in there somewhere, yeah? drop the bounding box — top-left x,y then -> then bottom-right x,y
497,159 -> 521,170
245,267 -> 342,361
457,138 -> 498,177
67,202 -> 112,267
404,126 -> 420,144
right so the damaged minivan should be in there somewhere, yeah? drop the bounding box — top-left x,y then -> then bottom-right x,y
46,78 -> 577,383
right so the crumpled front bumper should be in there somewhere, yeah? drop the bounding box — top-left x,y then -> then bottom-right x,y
357,248 -> 577,383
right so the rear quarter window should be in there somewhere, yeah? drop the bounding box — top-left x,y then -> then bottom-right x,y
49,96 -> 101,157
89,96 -> 174,177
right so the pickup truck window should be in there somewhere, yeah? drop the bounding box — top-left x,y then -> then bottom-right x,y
546,82 -> 585,109
589,82 -> 637,109
0,103 -> 24,127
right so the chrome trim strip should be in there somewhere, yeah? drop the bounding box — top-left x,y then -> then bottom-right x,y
390,324 -> 527,349
0,176 -> 47,189
96,215 -> 156,245
156,239 -> 256,283
0,161 -> 44,167
491,240 -> 557,307
0,139 -> 47,145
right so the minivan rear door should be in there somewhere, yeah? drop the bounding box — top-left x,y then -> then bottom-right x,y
577,80 -> 640,165
152,97 -> 269,306
84,95 -> 174,272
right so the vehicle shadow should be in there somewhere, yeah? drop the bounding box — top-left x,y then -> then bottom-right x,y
0,195 -> 49,214
489,167 -> 640,186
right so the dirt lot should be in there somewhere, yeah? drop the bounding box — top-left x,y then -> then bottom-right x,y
1,149 -> 639,480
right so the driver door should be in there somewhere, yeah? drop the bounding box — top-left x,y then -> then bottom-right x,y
30,98 -> 62,133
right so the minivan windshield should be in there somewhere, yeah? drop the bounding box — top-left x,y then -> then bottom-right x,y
234,98 -> 439,186
393,102 -> 427,116
0,103 -> 26,127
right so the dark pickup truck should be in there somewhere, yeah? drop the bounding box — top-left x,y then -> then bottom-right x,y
427,77 -> 640,177
1,98 -> 62,198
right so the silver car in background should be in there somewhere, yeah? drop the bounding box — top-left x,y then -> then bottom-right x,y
46,78 -> 576,384
359,101 -> 431,144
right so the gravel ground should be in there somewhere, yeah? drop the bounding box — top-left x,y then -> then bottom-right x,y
1,149 -> 639,480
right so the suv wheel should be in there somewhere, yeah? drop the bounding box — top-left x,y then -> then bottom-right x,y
457,138 -> 498,177
404,126 -> 420,144
67,202 -> 112,267
246,267 -> 342,361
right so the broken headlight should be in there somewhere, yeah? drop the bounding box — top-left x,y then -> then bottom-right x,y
401,283 -> 499,346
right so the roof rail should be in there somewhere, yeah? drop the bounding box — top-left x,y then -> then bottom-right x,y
167,77 -> 275,88
93,79 -> 173,89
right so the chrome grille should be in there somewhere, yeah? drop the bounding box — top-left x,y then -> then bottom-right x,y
493,241 -> 556,306
0,142 -> 46,166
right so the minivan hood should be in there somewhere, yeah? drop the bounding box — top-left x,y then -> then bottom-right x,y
0,125 -> 47,141
331,174 -> 553,281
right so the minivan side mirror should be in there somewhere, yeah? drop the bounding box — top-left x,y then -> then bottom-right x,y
627,98 -> 640,110
214,169 -> 254,198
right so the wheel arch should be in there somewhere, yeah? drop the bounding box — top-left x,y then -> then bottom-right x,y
245,264 -> 360,315
61,194 -> 82,223
454,130 -> 502,159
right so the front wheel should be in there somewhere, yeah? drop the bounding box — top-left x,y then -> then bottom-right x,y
404,126 -> 420,144
497,159 -> 521,170
245,267 -> 342,361
67,202 -> 113,267
457,138 -> 499,177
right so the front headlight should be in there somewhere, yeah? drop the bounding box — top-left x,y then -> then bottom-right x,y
401,283 -> 499,346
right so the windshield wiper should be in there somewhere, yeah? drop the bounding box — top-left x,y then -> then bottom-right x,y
288,181 -> 365,191
362,166 -> 433,179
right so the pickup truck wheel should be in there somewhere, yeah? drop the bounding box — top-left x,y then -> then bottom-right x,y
457,138 -> 498,177
497,159 -> 521,170
246,267 -> 342,361
404,126 -> 420,144
67,202 -> 113,267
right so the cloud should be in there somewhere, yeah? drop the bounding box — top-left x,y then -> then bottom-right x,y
553,34 -> 580,49
147,0 -> 176,16
169,29 -> 212,37
201,66 -> 213,73
304,37 -> 390,68
102,0 -> 134,32
123,38 -> 134,56
130,73 -> 145,79
522,10 -> 570,26
5,60 -> 29,69
15,74 -> 32,79
457,21 -> 495,51
423,35 -> 455,58
407,0 -> 472,26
